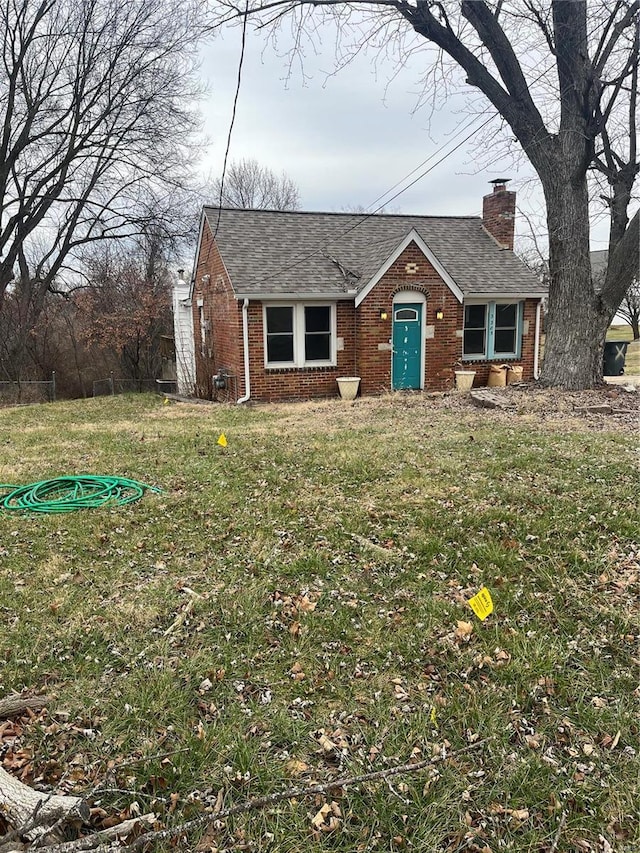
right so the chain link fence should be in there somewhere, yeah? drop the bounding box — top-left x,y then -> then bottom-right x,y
92,375 -> 177,397
0,372 -> 177,405
0,373 -> 56,406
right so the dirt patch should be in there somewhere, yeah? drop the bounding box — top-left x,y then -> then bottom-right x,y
442,382 -> 640,431
246,384 -> 640,434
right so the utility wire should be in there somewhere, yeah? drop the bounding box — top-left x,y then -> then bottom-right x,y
213,2 -> 249,239
209,10 -> 610,288
360,113 -> 484,213
245,111 -> 496,288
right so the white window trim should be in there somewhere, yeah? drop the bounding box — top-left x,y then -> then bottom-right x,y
263,303 -> 337,368
392,291 -> 427,390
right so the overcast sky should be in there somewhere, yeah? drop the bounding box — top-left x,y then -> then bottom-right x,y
197,23 -> 610,252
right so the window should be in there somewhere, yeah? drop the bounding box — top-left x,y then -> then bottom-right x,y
463,302 -> 522,360
304,306 -> 331,361
493,303 -> 518,355
463,304 -> 487,357
395,307 -> 419,321
264,304 -> 335,367
266,307 -> 294,364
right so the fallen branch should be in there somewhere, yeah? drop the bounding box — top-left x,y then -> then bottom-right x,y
0,766 -> 89,835
0,696 -> 50,720
549,811 -> 567,853
29,739 -> 490,853
162,600 -> 193,637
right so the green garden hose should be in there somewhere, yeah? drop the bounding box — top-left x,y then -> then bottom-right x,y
0,475 -> 161,514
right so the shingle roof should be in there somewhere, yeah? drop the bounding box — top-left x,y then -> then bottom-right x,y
203,207 -> 546,300
591,249 -> 608,283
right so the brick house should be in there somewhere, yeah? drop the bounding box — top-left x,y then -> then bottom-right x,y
187,180 -> 546,402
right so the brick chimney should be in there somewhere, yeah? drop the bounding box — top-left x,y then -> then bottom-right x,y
482,178 -> 515,250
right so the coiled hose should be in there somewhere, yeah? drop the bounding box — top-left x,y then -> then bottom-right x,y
0,475 -> 161,514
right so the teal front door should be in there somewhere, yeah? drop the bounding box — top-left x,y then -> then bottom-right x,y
392,303 -> 422,390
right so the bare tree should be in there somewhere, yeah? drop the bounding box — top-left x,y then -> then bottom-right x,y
0,0 -> 203,311
211,158 -> 300,209
75,231 -> 175,386
617,279 -> 640,339
209,0 -> 639,389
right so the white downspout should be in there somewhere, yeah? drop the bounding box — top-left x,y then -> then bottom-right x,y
236,298 -> 251,404
533,300 -> 542,380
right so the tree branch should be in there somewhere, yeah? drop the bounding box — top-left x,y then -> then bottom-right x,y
593,0 -> 640,78
0,694 -> 49,720
28,740 -> 490,853
601,207 -> 640,310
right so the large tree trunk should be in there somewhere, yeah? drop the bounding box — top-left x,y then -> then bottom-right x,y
539,173 -> 613,389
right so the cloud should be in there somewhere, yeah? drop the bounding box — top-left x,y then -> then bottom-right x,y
196,24 -> 608,248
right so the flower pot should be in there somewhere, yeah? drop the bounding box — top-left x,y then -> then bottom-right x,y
336,376 -> 361,400
454,370 -> 476,391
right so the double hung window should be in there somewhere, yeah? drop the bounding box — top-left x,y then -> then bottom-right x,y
463,301 -> 522,360
265,304 -> 335,367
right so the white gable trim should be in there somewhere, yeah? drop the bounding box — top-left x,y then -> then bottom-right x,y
189,210 -> 234,299
188,209 -> 207,300
354,229 -> 464,307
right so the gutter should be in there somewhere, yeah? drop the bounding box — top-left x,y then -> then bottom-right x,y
533,300 -> 542,380
236,298 -> 251,404
465,292 -> 548,301
235,291 -> 357,302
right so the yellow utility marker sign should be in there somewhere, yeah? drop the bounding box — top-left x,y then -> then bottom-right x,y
468,587 -> 494,620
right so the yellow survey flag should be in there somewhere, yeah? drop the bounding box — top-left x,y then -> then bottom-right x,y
468,587 -> 494,621
217,433 -> 227,447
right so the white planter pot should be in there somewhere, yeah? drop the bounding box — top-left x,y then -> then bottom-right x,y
454,370 -> 476,391
336,376 -> 361,400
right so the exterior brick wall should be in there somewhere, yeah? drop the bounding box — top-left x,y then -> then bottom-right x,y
193,221 -> 541,402
482,182 -> 516,250
357,243 -> 463,393
192,222 -> 243,401
246,300 -> 356,403
356,244 -> 540,392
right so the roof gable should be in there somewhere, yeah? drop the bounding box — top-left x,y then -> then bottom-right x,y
355,228 -> 464,306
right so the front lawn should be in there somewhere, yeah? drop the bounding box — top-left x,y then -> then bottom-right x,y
1,394 -> 638,852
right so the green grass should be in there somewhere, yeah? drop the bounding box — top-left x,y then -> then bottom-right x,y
1,394 -> 638,852
608,324 -> 640,374
607,323 -> 635,342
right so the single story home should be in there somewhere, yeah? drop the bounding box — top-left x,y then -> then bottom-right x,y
185,179 -> 546,402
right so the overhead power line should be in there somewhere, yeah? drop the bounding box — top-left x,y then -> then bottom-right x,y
246,112 -> 496,288
213,2 -> 249,240
207,9 -> 604,289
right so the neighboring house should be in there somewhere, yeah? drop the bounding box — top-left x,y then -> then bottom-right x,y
590,248 -> 608,284
188,180 -> 546,402
590,248 -> 638,332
